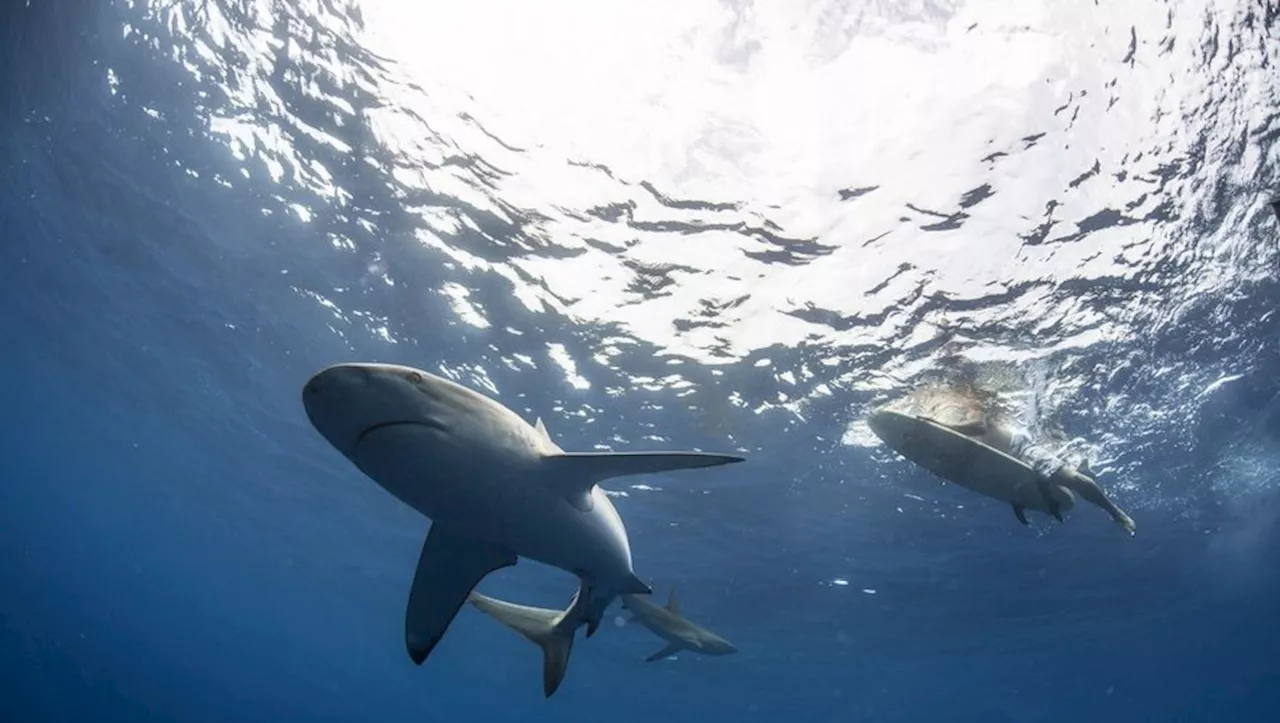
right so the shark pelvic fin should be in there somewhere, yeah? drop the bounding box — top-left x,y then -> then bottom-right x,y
1012,503 -> 1029,526
620,572 -> 651,595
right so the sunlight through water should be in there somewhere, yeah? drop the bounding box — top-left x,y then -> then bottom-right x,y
4,0 -> 1280,717
122,0 -> 1280,549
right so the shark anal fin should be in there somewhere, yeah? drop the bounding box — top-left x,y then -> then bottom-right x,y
645,643 -> 683,663
405,523 -> 516,666
1012,503 -> 1029,526
543,451 -> 744,486
666,587 -> 680,614
535,416 -> 551,442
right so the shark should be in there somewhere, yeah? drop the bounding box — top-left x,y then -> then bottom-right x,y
466,586 -> 737,668
302,362 -> 744,697
619,588 -> 738,662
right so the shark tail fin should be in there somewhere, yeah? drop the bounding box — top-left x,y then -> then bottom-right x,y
539,627 -> 575,698
467,591 -> 577,698
544,451 -> 744,484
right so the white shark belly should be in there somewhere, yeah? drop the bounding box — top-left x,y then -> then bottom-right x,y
488,498 -> 635,585
353,424 -> 535,516
353,425 -> 633,585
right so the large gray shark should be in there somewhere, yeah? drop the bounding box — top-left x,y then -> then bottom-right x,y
619,588 -> 738,662
302,362 -> 743,697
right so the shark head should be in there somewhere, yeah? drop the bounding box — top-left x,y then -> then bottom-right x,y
697,633 -> 739,656
865,407 -> 914,450
303,362 -> 447,459
303,362 -> 521,464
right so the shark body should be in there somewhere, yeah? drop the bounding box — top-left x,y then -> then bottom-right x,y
620,588 -> 738,662
302,362 -> 743,696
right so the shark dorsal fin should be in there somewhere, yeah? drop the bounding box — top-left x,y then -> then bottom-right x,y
535,417 -> 551,442
666,587 -> 680,614
1079,458 -> 1095,478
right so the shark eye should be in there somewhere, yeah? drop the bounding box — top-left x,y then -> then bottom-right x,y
406,371 -> 423,384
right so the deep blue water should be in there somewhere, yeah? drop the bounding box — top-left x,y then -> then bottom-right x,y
2,1 -> 1279,721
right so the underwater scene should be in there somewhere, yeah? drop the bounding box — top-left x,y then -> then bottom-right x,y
2,1 -> 1278,721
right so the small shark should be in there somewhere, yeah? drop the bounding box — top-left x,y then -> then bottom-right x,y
302,362 -> 743,697
620,588 -> 738,662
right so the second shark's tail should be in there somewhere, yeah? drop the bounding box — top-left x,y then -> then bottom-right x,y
467,590 -> 579,698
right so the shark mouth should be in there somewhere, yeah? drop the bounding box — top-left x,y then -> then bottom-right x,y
354,420 -> 449,452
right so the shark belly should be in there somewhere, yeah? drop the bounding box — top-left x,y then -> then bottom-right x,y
352,424 -> 529,524
353,424 -> 637,589
482,489 -> 638,591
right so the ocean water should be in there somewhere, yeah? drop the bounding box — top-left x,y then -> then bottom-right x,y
2,1 -> 1278,721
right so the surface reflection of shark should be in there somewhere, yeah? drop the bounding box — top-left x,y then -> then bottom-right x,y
620,588 -> 738,662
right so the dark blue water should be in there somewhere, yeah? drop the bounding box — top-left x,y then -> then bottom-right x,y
3,1 -> 1278,721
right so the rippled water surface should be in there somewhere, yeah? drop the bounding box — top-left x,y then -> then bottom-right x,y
2,1 -> 1278,721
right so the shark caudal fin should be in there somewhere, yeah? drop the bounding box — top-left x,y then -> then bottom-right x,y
467,591 -> 577,698
543,451 -> 744,484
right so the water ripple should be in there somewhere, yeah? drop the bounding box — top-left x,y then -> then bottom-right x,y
109,0 -> 1280,516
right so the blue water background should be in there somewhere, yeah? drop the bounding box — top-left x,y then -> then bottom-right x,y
2,1 -> 1279,721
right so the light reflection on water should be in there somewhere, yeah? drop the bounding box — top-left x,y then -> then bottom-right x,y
120,0 -> 1279,524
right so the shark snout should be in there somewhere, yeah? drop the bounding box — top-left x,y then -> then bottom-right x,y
302,363 -> 428,458
865,408 -> 892,438
865,407 -> 913,448
706,637 -> 738,655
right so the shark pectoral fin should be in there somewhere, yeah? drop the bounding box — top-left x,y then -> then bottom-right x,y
645,643 -> 683,663
541,452 -> 742,512
1012,504 -> 1029,526
467,590 -> 578,698
666,587 -> 680,614
543,451 -> 745,485
405,524 -> 517,666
